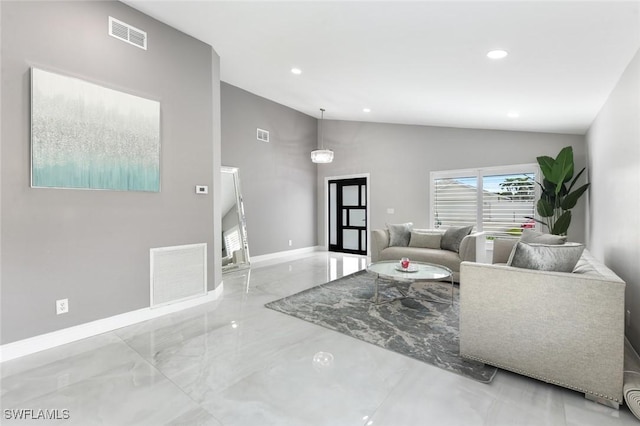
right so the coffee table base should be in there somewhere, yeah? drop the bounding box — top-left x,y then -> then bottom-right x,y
373,275 -> 454,307
367,261 -> 454,308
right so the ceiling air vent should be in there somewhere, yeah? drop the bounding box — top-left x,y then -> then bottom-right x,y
109,16 -> 147,50
257,128 -> 270,143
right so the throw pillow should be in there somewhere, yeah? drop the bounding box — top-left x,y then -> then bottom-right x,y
507,242 -> 585,272
520,229 -> 566,245
440,225 -> 473,253
408,231 -> 442,249
387,222 -> 413,247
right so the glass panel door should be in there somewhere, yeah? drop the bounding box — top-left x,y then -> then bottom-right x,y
328,177 -> 367,255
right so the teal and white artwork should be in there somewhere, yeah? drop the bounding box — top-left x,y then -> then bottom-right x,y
31,68 -> 160,192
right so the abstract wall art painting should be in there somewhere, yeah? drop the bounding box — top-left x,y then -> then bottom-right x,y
31,68 -> 160,192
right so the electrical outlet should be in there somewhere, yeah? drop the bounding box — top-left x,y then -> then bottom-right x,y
56,298 -> 69,315
627,310 -> 631,327
288,240 -> 292,247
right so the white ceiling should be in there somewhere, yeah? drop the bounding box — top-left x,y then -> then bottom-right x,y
124,1 -> 640,134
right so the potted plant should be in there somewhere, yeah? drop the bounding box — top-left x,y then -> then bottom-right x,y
529,146 -> 590,236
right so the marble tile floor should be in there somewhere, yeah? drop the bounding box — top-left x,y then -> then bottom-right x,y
1,251 -> 637,425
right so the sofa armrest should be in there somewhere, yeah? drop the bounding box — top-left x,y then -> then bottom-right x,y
458,233 -> 478,262
370,229 -> 389,262
459,261 -> 625,403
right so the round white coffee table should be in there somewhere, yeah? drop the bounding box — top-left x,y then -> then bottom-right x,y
366,260 -> 454,306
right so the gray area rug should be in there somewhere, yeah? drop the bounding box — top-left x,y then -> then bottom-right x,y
265,270 -> 497,383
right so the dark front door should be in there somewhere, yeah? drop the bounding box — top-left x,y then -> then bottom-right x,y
328,178 -> 367,255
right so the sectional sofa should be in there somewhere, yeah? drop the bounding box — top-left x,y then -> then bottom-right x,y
370,227 -> 477,282
459,238 -> 626,408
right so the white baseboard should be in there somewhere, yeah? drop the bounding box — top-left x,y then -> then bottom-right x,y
250,245 -> 322,264
0,283 -> 225,363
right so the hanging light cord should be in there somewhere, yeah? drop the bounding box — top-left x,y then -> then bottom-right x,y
319,108 -> 325,149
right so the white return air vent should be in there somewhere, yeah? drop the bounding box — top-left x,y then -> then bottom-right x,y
109,16 -> 147,50
150,243 -> 207,307
257,128 -> 270,143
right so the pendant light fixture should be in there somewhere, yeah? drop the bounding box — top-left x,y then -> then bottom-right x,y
311,108 -> 334,164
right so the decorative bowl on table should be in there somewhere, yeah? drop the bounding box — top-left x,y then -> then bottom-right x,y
396,263 -> 418,273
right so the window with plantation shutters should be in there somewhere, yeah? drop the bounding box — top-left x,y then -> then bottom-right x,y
433,175 -> 478,229
482,172 -> 536,233
431,165 -> 538,235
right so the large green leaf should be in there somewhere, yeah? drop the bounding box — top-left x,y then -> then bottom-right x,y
550,147 -> 574,193
561,183 -> 590,210
557,146 -> 575,181
567,167 -> 586,193
541,179 -> 556,201
537,198 -> 554,217
558,183 -> 568,197
551,211 -> 572,235
540,179 -> 558,204
542,178 -> 555,193
536,156 -> 555,181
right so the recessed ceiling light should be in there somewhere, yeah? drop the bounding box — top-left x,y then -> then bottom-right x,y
507,111 -> 520,118
291,68 -> 302,75
363,108 -> 371,113
487,50 -> 508,59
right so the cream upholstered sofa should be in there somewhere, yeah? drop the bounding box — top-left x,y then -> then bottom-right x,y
370,228 -> 477,282
459,238 -> 626,408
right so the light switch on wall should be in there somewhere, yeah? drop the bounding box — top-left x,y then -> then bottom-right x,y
195,185 -> 208,194
387,208 -> 395,214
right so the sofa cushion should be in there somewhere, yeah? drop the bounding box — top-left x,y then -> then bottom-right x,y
408,231 -> 442,249
520,229 -> 566,245
441,225 -> 473,253
507,241 -> 585,272
379,247 -> 461,272
387,222 -> 413,247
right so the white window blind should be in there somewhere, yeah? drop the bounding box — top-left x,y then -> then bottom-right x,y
433,175 -> 478,228
431,165 -> 537,235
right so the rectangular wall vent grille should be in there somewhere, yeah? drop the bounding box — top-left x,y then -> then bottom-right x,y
257,128 -> 270,143
109,16 -> 147,50
150,243 -> 207,307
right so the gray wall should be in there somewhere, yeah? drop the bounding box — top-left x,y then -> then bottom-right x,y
221,83 -> 317,256
315,120 -> 587,246
1,1 -> 219,344
586,48 -> 640,349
